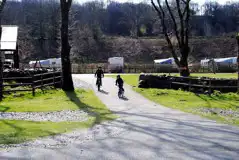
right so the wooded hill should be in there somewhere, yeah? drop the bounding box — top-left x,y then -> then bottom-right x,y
3,0 -> 239,63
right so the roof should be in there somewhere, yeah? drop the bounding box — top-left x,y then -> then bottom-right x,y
154,58 -> 174,64
201,57 -> 237,63
0,25 -> 18,50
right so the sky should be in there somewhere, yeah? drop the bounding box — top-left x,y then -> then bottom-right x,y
77,0 -> 237,6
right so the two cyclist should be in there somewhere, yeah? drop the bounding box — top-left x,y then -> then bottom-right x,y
95,67 -> 124,96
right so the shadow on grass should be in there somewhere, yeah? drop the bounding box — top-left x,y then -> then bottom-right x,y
64,90 -> 115,125
196,93 -> 239,110
0,90 -> 115,146
0,106 -> 10,112
195,94 -> 212,108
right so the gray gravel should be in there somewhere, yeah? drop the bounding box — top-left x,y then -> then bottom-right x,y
0,118 -> 128,150
198,108 -> 239,118
0,110 -> 88,122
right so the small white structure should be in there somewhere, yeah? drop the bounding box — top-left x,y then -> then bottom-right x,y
154,57 -> 178,66
154,57 -> 179,72
200,57 -> 237,66
200,57 -> 237,72
29,58 -> 62,68
108,57 -> 124,73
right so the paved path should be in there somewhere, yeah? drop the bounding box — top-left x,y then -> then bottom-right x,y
1,74 -> 239,160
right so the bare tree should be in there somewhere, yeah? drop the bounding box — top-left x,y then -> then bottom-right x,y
60,0 -> 74,91
151,0 -> 191,76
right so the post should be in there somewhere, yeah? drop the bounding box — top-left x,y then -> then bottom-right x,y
208,79 -> 212,94
189,78 -> 192,91
236,33 -> 239,93
32,76 -> 35,96
41,74 -> 43,89
53,70 -> 55,88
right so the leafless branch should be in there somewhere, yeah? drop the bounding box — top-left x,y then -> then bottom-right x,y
151,0 -> 180,66
165,0 -> 181,46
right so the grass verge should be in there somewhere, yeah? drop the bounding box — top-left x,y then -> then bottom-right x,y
1,89 -> 111,113
0,89 -> 117,144
0,119 -> 94,145
108,74 -> 239,126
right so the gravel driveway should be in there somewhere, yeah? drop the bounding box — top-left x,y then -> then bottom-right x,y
0,74 -> 239,160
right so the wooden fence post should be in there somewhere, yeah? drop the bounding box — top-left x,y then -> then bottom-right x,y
209,79 -> 212,94
189,78 -> 192,91
32,76 -> 35,96
53,70 -> 56,88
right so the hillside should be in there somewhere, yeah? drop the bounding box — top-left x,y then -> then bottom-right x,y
69,36 -> 238,64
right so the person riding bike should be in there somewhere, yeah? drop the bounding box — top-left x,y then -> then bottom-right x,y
115,75 -> 124,94
95,67 -> 104,86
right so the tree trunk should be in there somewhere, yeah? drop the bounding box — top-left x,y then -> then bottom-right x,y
179,46 -> 190,77
13,45 -> 19,68
60,1 -> 74,91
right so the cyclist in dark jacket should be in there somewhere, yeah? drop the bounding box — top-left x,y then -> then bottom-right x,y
95,67 -> 104,86
115,75 -> 124,92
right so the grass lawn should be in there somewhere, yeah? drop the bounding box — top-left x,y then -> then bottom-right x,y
0,119 -> 94,144
108,74 -> 239,126
1,89 -> 110,113
0,89 -> 116,144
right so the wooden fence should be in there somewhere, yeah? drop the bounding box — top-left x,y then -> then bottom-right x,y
2,71 -> 62,97
171,76 -> 237,94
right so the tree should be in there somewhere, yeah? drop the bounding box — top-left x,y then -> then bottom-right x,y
0,0 -> 6,101
60,0 -> 74,91
151,0 -> 191,76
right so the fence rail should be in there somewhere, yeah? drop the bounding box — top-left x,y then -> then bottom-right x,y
170,76 -> 237,94
2,71 -> 62,97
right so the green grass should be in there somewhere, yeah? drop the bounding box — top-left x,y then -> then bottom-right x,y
0,89 -> 117,144
1,89 -> 111,113
0,119 -> 94,144
108,74 -> 239,126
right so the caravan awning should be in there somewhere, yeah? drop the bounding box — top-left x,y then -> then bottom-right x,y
0,26 -> 18,50
154,58 -> 173,64
214,57 -> 234,63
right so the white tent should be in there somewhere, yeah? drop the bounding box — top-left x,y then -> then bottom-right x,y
154,58 -> 171,64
